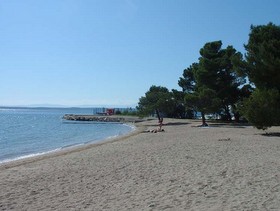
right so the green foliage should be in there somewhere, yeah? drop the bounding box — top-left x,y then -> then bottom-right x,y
185,87 -> 221,114
178,63 -> 197,93
197,41 -> 245,120
245,22 -> 280,90
171,89 -> 187,118
137,85 -> 176,117
121,110 -> 138,116
115,109 -> 139,116
137,86 -> 186,118
240,23 -> 280,129
231,84 -> 254,122
115,110 -> 122,115
179,41 -> 245,121
241,89 -> 280,130
138,22 -> 280,129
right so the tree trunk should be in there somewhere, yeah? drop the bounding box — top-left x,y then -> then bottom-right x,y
224,105 -> 232,121
201,112 -> 207,126
234,112 -> 240,123
155,109 -> 160,121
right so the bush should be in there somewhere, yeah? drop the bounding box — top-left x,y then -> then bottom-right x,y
241,89 -> 280,130
115,110 -> 122,115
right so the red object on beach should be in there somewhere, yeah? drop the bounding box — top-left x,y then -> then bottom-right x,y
106,108 -> 115,115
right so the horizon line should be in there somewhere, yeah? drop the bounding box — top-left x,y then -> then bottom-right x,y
0,104 -> 137,109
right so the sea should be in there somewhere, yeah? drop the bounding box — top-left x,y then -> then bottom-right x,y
0,107 -> 135,164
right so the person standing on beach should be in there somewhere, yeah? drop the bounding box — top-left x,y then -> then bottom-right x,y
143,117 -> 164,133
156,109 -> 164,131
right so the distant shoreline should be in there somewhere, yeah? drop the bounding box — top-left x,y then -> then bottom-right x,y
0,105 -> 137,109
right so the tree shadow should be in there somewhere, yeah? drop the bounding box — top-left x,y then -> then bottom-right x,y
146,121 -> 190,127
208,124 -> 248,128
205,122 -> 251,128
261,132 -> 280,137
165,122 -> 190,126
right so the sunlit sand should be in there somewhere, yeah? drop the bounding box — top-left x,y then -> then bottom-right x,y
0,119 -> 279,210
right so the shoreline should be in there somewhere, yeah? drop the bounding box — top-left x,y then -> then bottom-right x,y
0,120 -> 143,169
0,114 -> 145,166
1,119 -> 280,210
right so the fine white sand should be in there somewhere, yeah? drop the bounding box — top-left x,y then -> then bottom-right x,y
0,119 -> 280,211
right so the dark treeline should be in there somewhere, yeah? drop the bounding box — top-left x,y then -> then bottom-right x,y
137,23 -> 280,130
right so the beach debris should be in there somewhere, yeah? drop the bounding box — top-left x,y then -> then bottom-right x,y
148,204 -> 155,208
218,138 -> 231,141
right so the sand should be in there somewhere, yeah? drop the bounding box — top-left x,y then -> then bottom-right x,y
0,118 -> 280,211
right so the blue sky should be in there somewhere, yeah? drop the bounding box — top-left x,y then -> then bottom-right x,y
0,0 -> 279,107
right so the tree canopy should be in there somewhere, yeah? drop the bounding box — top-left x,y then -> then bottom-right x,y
137,86 -> 175,117
178,63 -> 197,93
137,85 -> 186,118
244,23 -> 280,90
179,41 -> 245,123
137,22 -> 280,130
198,41 -> 245,120
185,87 -> 221,125
241,23 -> 280,129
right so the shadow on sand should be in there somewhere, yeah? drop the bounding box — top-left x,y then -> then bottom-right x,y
200,120 -> 251,128
146,121 -> 190,127
165,122 -> 190,126
261,132 -> 280,137
207,123 -> 249,128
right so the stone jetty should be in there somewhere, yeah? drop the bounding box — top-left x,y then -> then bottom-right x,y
63,114 -> 143,123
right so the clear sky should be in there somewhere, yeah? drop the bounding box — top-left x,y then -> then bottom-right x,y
0,0 -> 279,107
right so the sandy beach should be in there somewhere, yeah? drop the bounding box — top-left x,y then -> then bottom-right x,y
0,118 -> 280,211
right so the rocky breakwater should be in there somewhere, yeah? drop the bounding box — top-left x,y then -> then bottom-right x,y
63,114 -> 125,123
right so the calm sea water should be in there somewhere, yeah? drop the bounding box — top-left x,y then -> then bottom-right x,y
0,107 -> 134,163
